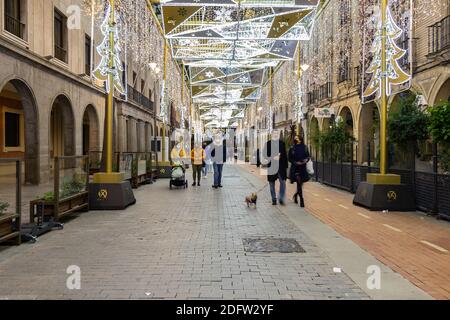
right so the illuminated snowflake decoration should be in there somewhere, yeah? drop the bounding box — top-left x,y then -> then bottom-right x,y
239,76 -> 249,83
214,86 -> 225,95
214,8 -> 233,23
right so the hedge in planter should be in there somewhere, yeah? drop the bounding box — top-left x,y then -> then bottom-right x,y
0,202 -> 9,215
30,173 -> 89,223
428,101 -> 450,173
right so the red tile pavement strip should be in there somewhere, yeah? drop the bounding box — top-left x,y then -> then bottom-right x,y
241,164 -> 450,300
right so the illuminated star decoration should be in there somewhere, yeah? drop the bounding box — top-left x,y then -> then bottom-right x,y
363,3 -> 411,99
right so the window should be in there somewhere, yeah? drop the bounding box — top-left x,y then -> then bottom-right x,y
85,35 -> 91,75
4,0 -> 24,39
5,112 -> 20,147
2,108 -> 24,152
122,62 -> 126,85
54,9 -> 67,63
338,54 -> 350,83
133,72 -> 137,89
141,80 -> 145,93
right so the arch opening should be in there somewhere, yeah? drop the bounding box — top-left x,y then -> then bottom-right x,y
50,95 -> 75,160
358,102 -> 380,165
82,105 -> 100,155
0,79 -> 39,184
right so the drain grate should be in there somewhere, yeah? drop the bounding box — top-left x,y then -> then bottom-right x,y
243,238 -> 306,253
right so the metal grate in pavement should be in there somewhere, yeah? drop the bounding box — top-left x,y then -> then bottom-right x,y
243,237 -> 306,253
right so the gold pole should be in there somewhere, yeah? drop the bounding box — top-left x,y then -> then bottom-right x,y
269,67 -> 273,137
296,45 -> 301,137
105,0 -> 115,174
162,42 -> 167,163
380,0 -> 388,175
269,67 -> 273,106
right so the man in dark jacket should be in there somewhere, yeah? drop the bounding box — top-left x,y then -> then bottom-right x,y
262,130 -> 288,205
211,134 -> 227,189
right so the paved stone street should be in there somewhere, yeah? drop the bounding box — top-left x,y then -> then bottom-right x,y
0,165 -> 431,300
243,164 -> 450,300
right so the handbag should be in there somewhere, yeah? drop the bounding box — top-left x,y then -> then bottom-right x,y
306,160 -> 315,176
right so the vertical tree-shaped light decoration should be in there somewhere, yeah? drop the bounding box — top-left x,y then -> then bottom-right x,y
178,105 -> 187,129
178,66 -> 187,130
268,67 -> 274,134
159,43 -> 169,125
294,78 -> 304,123
93,1 -> 125,95
363,0 -> 411,177
363,2 -> 410,100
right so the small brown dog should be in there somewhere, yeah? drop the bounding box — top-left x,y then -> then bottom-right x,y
245,193 -> 258,208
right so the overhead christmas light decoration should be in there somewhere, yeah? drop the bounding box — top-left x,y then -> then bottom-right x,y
362,1 -> 411,100
149,0 -> 324,128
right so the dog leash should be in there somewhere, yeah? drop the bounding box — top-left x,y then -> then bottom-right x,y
254,183 -> 269,195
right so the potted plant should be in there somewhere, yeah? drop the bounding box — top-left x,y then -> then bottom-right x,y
30,173 -> 89,223
388,95 -> 430,169
428,101 -> 450,174
0,201 -> 20,245
0,202 -> 9,215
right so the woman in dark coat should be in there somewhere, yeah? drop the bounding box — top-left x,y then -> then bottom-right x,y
289,136 -> 310,207
263,131 -> 289,205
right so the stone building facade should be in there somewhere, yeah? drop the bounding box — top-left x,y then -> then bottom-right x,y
242,0 -> 450,165
0,0 -> 184,185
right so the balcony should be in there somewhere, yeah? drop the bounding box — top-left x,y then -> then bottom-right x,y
5,14 -> 25,39
127,85 -> 154,111
319,82 -> 333,101
428,15 -> 450,56
337,69 -> 351,84
307,82 -> 333,105
54,44 -> 67,63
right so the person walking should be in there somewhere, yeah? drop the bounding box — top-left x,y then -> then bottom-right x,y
191,143 -> 206,186
288,136 -> 310,208
211,135 -> 227,189
263,130 -> 288,205
203,142 -> 212,179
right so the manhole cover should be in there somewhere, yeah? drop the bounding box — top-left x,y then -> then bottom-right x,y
243,238 -> 305,253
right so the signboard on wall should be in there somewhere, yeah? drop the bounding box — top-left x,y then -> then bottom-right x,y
314,107 -> 335,118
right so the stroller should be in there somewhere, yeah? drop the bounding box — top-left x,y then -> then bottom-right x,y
169,164 -> 188,189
